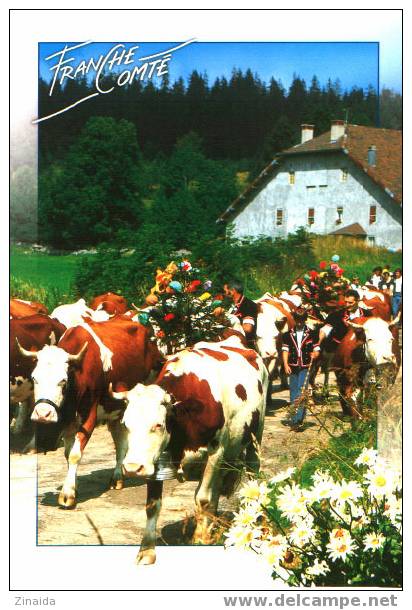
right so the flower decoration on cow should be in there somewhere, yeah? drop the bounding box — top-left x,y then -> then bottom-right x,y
142,261 -> 230,354
292,254 -> 350,313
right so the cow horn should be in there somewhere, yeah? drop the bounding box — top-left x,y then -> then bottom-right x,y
389,312 -> 402,327
16,338 -> 38,359
67,341 -> 88,364
108,382 -> 128,401
347,321 -> 364,330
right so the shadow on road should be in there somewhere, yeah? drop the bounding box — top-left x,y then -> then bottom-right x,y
39,468 -> 146,507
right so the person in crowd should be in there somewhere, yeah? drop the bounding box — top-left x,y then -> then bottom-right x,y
379,270 -> 394,295
366,266 -> 383,288
282,308 -> 320,430
318,289 -> 372,351
392,268 -> 402,318
223,279 -> 259,343
350,275 -> 362,297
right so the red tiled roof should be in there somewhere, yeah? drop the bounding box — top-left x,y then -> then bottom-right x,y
329,222 -> 367,236
219,123 -> 402,221
282,124 -> 402,203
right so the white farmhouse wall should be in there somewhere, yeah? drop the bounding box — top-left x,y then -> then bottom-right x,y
230,152 -> 401,250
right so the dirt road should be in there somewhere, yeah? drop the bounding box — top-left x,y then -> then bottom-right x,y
11,368 -> 400,548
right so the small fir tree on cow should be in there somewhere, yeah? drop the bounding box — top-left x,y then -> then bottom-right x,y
138,260 -> 230,354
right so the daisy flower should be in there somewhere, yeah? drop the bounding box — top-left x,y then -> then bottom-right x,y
331,480 -> 363,505
260,534 -> 288,564
354,448 -> 378,467
326,535 -> 356,562
269,467 -> 296,485
364,466 -> 395,500
289,522 -> 317,548
309,478 -> 336,502
312,469 -> 335,486
363,532 -> 385,551
306,559 -> 330,578
238,480 -> 270,506
224,524 -> 261,550
233,504 -> 263,527
276,483 -> 311,522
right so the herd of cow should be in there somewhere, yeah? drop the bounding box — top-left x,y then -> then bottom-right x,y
10,285 -> 400,564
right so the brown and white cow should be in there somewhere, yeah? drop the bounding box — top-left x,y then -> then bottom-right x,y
115,334 -> 269,565
326,315 -> 400,417
10,314 -> 66,446
17,317 -> 163,507
89,292 -> 128,316
10,299 -> 49,318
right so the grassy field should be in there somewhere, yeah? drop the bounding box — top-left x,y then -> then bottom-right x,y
10,245 -> 80,310
10,237 -> 402,309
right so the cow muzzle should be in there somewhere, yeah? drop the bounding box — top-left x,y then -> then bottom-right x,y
31,400 -> 59,424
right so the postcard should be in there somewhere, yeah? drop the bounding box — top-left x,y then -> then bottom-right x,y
8,7 -> 406,607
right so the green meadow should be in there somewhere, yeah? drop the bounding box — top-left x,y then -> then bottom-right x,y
10,237 -> 402,311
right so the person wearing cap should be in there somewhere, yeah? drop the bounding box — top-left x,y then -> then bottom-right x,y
223,279 -> 258,343
281,308 -> 320,429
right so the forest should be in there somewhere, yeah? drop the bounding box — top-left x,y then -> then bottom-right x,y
11,69 -> 402,296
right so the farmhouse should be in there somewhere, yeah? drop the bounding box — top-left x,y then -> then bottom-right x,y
219,121 -> 402,250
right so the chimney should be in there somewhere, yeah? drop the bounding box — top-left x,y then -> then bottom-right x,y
330,119 -> 345,142
301,124 -> 314,144
368,145 -> 377,167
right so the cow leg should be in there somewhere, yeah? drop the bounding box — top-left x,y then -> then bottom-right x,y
192,447 -> 224,545
107,419 -> 128,490
136,480 -> 163,565
59,407 -> 97,508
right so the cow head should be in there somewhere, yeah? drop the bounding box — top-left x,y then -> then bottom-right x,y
16,340 -> 88,423
116,383 -> 173,478
347,317 -> 397,368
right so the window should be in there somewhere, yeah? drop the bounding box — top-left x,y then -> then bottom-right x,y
288,171 -> 295,185
336,206 -> 344,224
308,208 -> 315,225
276,209 -> 284,226
369,205 -> 377,224
319,184 -> 328,189
306,185 -> 316,190
367,236 -> 376,245
341,168 -> 348,182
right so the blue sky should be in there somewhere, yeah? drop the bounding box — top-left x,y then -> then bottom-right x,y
39,41 -> 384,93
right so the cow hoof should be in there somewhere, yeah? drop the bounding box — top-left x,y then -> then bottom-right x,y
58,492 -> 77,509
136,549 -> 156,565
110,478 -> 124,490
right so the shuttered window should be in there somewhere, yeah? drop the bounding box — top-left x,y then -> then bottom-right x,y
369,205 -> 377,224
276,209 -> 284,226
308,208 -> 315,225
289,171 -> 295,185
337,206 -> 343,224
